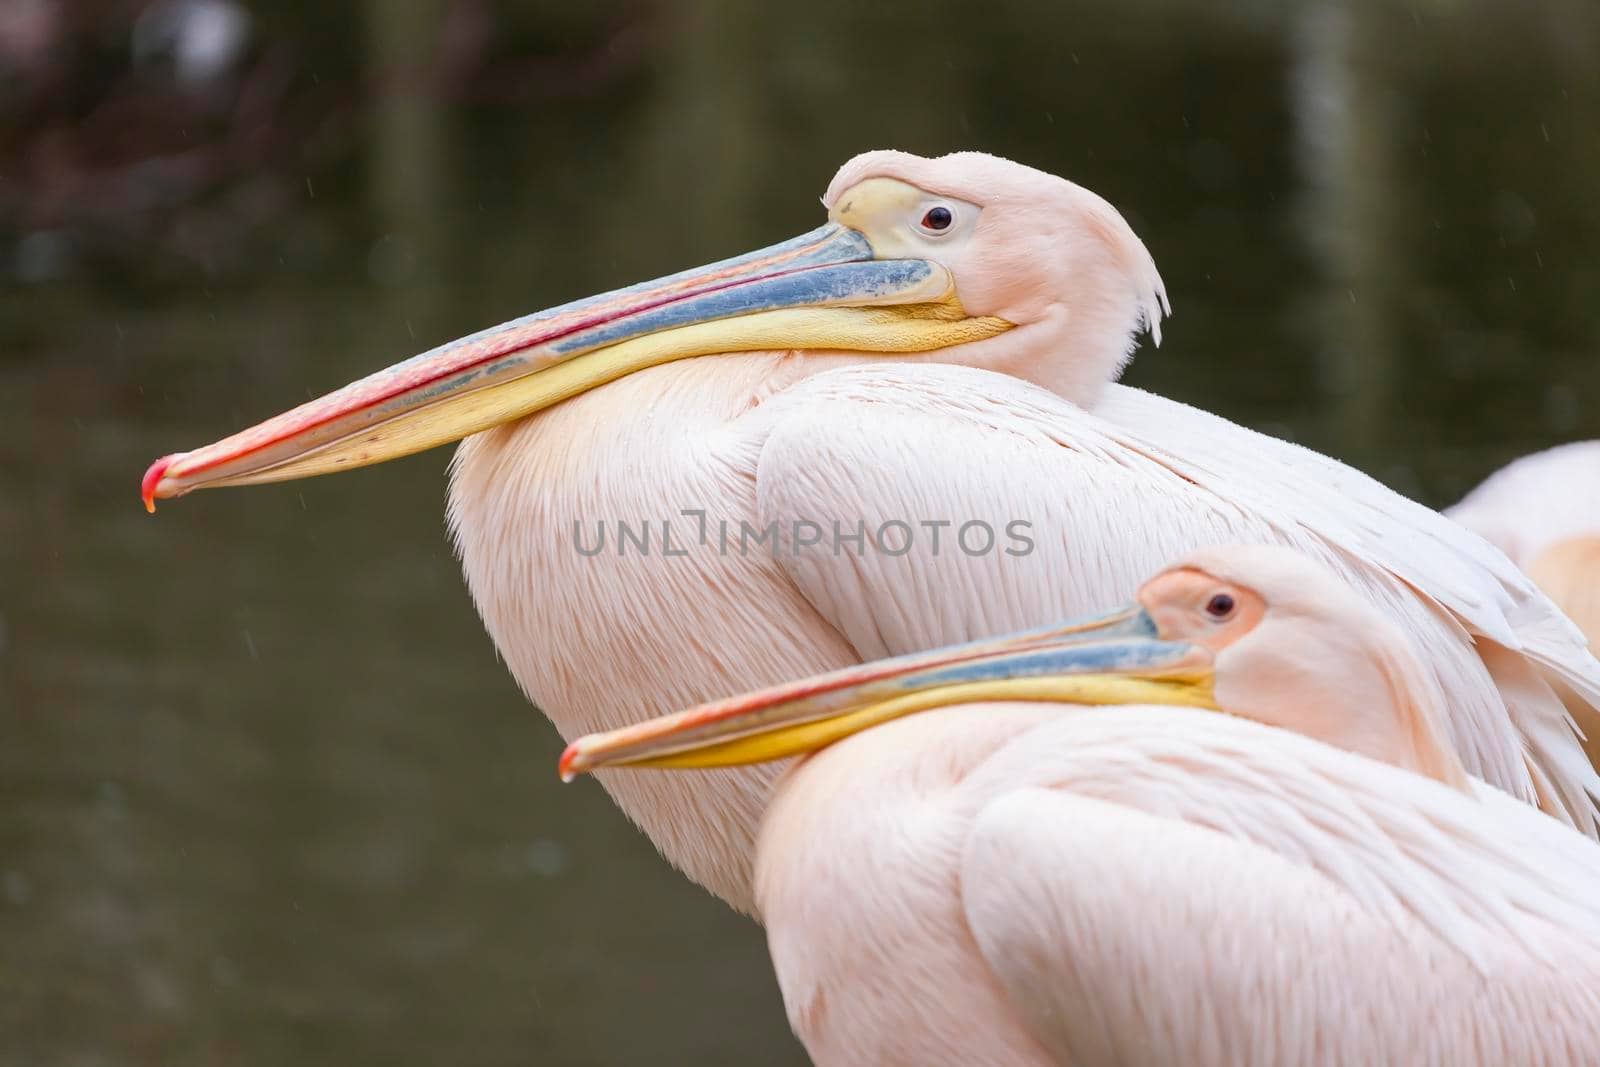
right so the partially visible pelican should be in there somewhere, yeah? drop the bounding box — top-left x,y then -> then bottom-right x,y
141,150 -> 1600,910
564,546 -> 1600,1067
1451,441 -> 1600,762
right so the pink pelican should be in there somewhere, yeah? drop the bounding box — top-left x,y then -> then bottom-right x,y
563,545 -> 1600,1066
1451,440 -> 1600,762
141,150 -> 1600,911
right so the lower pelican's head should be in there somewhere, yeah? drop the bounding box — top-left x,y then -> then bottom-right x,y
141,150 -> 1166,510
560,545 -> 1468,789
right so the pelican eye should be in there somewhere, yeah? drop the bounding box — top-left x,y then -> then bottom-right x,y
1205,593 -> 1236,620
919,206 -> 954,232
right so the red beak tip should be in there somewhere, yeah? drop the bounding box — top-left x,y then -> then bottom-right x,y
557,744 -> 582,783
141,454 -> 178,513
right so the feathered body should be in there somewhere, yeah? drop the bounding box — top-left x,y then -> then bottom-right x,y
756,703 -> 1600,1067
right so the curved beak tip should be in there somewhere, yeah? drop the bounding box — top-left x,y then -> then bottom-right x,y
141,454 -> 181,514
557,743 -> 586,783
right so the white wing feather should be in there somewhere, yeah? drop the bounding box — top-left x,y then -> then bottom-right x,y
752,363 -> 1600,832
955,710 -> 1600,1067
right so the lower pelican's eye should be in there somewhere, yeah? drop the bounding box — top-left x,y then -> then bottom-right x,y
1205,593 -> 1236,620
920,206 -> 953,232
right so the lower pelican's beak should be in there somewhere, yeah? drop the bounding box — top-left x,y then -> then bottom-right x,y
142,222 -> 1011,511
558,605 -> 1218,779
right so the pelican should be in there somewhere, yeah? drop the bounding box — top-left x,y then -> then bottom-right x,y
1451,441 -> 1600,764
141,150 -> 1600,911
563,545 -> 1600,1067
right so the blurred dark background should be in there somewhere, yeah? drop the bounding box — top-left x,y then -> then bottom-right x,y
2,1 -> 1597,1063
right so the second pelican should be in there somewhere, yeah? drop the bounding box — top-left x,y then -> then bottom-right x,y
566,545 -> 1600,1066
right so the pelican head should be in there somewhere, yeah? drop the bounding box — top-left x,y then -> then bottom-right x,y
141,150 -> 1166,508
560,545 -> 1470,789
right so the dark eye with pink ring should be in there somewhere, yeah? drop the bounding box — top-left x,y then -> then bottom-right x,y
920,206 -> 953,231
1205,593 -> 1236,620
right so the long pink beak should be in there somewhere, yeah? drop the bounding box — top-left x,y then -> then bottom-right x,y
142,223 -> 951,511
555,604 -> 1215,778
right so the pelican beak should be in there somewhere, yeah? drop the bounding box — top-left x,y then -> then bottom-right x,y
558,605 -> 1218,778
142,221 -> 1012,511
